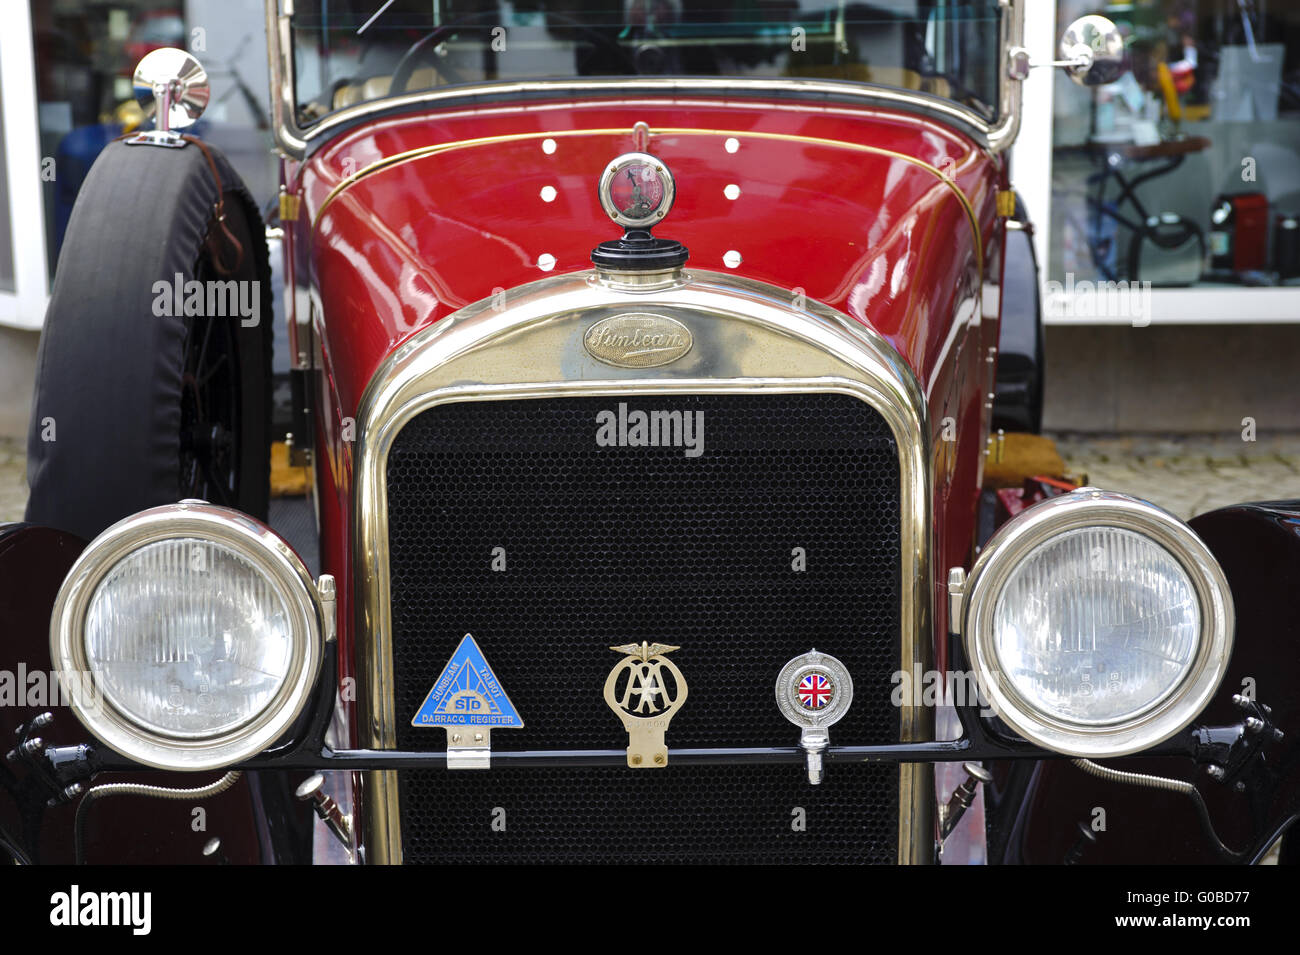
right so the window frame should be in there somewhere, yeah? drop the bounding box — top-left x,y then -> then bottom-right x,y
0,0 -> 51,331
266,0 -> 1026,159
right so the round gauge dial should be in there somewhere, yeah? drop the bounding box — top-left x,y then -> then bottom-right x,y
598,152 -> 675,229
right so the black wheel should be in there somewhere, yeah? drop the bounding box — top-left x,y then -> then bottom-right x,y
25,139 -> 271,541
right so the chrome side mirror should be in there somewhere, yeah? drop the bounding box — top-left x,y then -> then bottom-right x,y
1007,15 -> 1128,87
133,48 -> 209,134
1059,15 -> 1127,87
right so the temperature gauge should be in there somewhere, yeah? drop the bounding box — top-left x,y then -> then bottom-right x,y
598,152 -> 676,229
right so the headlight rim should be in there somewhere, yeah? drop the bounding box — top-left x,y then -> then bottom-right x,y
962,490 -> 1233,757
50,502 -> 324,771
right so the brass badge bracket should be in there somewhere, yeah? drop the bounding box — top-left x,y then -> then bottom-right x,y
604,642 -> 688,768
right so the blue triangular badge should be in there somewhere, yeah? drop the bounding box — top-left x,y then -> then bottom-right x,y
411,633 -> 524,729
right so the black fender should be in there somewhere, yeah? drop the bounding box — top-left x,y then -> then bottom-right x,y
0,522 -> 312,864
0,523 -> 86,862
991,196 -> 1044,435
984,501 -> 1300,864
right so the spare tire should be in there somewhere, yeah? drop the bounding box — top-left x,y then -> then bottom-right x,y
25,138 -> 272,541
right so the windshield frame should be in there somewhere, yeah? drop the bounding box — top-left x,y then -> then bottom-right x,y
265,0 -> 1024,160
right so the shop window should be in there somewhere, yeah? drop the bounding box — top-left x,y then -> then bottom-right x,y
30,0 -> 276,277
1049,0 -> 1300,290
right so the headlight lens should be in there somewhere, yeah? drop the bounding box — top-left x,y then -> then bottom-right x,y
991,526 -> 1199,725
51,503 -> 325,771
85,538 -> 295,738
961,490 -> 1233,757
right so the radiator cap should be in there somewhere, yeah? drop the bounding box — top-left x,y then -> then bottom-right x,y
591,151 -> 689,271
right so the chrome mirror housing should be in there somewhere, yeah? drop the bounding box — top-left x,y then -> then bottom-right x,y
1007,14 -> 1128,88
133,48 -> 209,133
1059,15 -> 1127,87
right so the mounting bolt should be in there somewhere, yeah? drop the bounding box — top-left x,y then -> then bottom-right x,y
46,782 -> 83,808
1245,717 -> 1265,733
31,712 -> 53,729
20,737 -> 43,757
295,774 -> 353,850
631,754 -> 643,765
654,753 -> 665,765
1064,820 -> 1098,865
1206,764 -> 1226,781
1232,694 -> 1250,709
1233,781 -> 1247,793
203,837 -> 231,865
940,762 -> 994,842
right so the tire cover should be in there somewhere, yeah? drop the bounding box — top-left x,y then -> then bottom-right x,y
24,139 -> 271,540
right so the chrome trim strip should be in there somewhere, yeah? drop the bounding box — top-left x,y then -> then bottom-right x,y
267,0 -> 306,157
986,0 -> 1026,154
960,490 -> 1234,758
267,0 -> 1025,160
352,269 -> 934,864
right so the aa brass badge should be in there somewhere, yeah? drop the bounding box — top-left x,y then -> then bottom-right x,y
604,642 -> 688,768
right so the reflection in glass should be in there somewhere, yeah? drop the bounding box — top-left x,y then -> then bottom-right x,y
1049,0 -> 1300,292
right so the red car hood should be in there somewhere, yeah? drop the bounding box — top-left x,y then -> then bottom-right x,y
298,95 -> 1000,416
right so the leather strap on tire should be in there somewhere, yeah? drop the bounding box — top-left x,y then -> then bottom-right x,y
181,134 -> 245,276
113,132 -> 246,275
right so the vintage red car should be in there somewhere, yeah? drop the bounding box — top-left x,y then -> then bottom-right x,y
2,0 -> 1296,866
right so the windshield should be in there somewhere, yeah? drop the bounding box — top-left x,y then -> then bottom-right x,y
290,0 -> 1002,126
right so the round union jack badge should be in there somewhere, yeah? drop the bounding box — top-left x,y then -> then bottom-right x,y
776,650 -> 854,784
775,649 -> 853,729
798,671 -> 834,710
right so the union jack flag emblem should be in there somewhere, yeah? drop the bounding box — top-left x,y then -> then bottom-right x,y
798,672 -> 833,710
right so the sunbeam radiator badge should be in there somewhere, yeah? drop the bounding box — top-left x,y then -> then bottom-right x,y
776,649 -> 853,785
604,642 -> 688,768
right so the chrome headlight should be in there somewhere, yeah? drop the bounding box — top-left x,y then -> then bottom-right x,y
959,490 -> 1233,757
51,503 -> 325,770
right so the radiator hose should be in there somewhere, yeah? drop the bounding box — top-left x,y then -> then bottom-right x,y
74,771 -> 243,865
1071,758 -> 1246,860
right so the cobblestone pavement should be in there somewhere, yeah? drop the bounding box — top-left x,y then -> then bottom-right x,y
1050,432 -> 1300,521
0,438 -> 26,524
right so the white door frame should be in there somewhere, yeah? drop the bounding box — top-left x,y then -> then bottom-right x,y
1010,0 -> 1056,307
0,0 -> 50,331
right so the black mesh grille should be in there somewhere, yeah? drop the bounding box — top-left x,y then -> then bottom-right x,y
397,764 -> 899,864
384,393 -> 903,863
